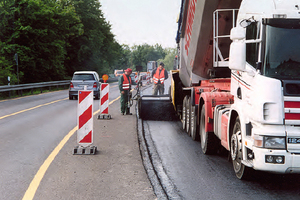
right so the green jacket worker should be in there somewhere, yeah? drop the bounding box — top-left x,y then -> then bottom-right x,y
118,68 -> 132,115
151,62 -> 168,95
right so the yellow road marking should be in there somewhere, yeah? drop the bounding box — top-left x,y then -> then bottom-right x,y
22,95 -> 121,200
22,126 -> 77,200
0,98 -> 68,120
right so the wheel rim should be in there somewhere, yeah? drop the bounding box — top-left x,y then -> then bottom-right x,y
186,103 -> 190,132
200,124 -> 206,150
231,130 -> 242,173
190,106 -> 195,138
182,101 -> 186,129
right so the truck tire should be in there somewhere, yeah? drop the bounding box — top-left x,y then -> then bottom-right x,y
182,96 -> 188,131
190,105 -> 199,141
231,117 -> 251,180
200,104 -> 217,154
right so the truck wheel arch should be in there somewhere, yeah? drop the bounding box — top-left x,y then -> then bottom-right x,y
228,109 -> 247,159
228,110 -> 238,148
197,94 -> 216,133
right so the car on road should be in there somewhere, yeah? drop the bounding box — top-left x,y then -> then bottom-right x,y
69,71 -> 100,100
114,69 -> 124,77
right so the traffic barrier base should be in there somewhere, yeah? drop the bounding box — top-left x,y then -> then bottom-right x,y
97,114 -> 111,119
73,146 -> 97,155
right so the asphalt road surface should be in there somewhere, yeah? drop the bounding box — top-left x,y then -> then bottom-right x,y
0,82 -> 155,200
141,79 -> 300,200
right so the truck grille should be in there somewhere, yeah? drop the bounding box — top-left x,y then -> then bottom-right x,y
284,97 -> 300,125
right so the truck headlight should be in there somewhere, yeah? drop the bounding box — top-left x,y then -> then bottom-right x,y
254,135 -> 286,149
264,137 -> 286,149
265,155 -> 285,164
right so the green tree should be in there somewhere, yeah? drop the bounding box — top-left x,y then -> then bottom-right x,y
0,53 -> 18,85
131,43 -> 166,71
67,0 -> 119,76
113,44 -> 131,71
159,48 -> 177,71
0,0 -> 83,83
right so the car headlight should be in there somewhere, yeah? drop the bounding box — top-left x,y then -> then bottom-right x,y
254,135 -> 286,149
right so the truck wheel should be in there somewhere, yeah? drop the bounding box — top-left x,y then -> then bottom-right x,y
200,104 -> 217,154
190,105 -> 199,141
186,96 -> 191,135
231,117 -> 251,179
182,96 -> 188,131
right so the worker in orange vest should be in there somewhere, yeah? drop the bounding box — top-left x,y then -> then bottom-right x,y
151,62 -> 168,95
118,68 -> 132,115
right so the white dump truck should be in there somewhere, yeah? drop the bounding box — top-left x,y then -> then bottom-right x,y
140,0 -> 300,179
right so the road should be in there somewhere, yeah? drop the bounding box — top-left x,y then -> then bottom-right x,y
141,79 -> 300,200
0,82 -> 155,200
0,90 -> 78,199
2,78 -> 300,200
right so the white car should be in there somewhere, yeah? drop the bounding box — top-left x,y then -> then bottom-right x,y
69,71 -> 100,100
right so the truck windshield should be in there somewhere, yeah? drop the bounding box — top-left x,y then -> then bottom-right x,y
263,19 -> 300,80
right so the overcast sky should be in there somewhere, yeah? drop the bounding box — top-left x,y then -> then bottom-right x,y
100,0 -> 181,48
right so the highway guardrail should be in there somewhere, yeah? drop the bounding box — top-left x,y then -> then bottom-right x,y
0,80 -> 70,96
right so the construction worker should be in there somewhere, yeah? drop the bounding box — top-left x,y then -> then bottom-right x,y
151,62 -> 168,95
118,68 -> 132,115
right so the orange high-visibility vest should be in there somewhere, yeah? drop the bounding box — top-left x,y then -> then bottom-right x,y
153,68 -> 165,84
122,74 -> 131,90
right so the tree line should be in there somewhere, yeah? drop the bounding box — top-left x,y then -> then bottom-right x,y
0,0 -> 176,85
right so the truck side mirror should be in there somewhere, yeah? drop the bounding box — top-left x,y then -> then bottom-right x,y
230,27 -> 245,40
229,27 -> 246,71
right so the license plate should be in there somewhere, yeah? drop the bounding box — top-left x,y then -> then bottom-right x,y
78,85 -> 88,89
288,138 -> 300,144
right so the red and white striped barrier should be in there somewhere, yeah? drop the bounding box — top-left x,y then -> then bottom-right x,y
134,74 -> 138,85
98,83 -> 111,119
77,90 -> 93,147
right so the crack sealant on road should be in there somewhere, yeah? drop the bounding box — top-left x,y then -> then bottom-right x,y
136,104 -> 182,200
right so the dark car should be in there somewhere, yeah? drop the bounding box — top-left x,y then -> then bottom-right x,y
130,73 -> 138,85
69,71 -> 100,100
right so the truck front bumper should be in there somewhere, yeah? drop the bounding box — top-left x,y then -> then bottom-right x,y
252,147 -> 300,173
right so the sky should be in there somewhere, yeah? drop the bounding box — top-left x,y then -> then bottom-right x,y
100,0 -> 181,48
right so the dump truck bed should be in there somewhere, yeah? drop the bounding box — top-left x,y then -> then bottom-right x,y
177,0 -> 242,87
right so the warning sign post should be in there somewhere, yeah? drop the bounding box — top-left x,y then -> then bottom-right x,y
98,82 -> 111,119
73,90 -> 97,155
